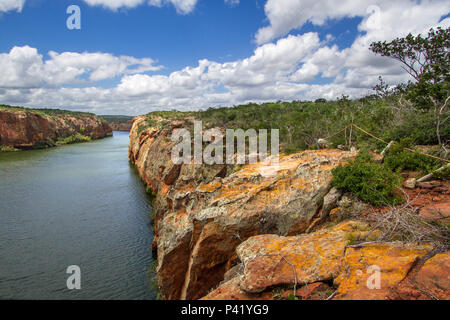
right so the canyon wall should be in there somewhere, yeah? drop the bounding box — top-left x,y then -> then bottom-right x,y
129,116 -> 359,299
0,107 -> 112,149
109,121 -> 133,131
130,115 -> 449,300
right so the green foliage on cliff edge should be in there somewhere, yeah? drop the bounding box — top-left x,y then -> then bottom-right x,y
142,96 -> 448,154
0,104 -> 97,119
99,115 -> 134,123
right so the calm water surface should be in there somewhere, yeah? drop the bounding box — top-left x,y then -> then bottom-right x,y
0,131 -> 155,299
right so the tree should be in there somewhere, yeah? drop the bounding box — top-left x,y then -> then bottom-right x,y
370,27 -> 449,154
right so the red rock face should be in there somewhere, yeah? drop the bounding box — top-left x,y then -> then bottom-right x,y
128,115 -> 357,300
0,109 -> 112,149
109,121 -> 133,131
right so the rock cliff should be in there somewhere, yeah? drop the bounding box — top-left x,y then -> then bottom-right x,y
204,221 -> 448,300
129,115 -> 449,300
129,116 -> 358,299
0,106 -> 112,150
109,121 -> 133,131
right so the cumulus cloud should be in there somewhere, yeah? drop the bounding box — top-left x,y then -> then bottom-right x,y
0,0 -> 25,13
255,0 -> 450,44
83,0 -> 197,14
1,0 -> 449,115
82,0 -> 145,11
0,46 -> 162,89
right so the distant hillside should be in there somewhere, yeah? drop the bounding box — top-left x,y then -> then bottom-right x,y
100,115 -> 134,131
0,105 -> 112,151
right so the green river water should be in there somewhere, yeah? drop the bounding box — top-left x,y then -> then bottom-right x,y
0,131 -> 155,299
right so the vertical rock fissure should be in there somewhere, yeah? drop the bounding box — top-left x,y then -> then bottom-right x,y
180,225 -> 204,300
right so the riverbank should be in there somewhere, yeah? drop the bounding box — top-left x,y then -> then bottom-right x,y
0,105 -> 112,151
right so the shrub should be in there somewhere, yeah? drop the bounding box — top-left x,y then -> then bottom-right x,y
56,133 -> 91,145
331,152 -> 402,206
0,145 -> 19,152
384,141 -> 441,174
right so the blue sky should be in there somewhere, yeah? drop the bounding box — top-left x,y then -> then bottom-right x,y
0,0 -> 448,115
1,1 -> 265,72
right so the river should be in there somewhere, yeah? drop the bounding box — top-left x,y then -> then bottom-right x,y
0,131 -> 155,300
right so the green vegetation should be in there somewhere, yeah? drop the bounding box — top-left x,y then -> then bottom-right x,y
99,115 -> 134,123
141,94 -> 448,154
0,104 -> 96,119
0,145 -> 19,152
55,133 -> 92,146
331,152 -> 402,206
136,115 -> 169,135
371,27 -> 449,149
383,140 -> 441,174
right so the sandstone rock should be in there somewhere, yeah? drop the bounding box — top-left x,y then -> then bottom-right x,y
410,251 -> 450,299
419,202 -> 450,223
203,221 -> 437,301
236,221 -> 371,293
0,109 -> 112,149
109,120 -> 133,131
282,282 -> 331,300
129,116 -> 358,300
334,243 -> 432,300
202,276 -> 273,300
388,251 -> 450,300
321,187 -> 343,219
403,178 -> 416,189
328,193 -> 370,222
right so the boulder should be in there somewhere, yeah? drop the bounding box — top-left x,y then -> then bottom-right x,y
334,243 -> 432,299
237,221 -> 371,293
204,221 -> 434,300
419,202 -> 450,223
388,251 -> 450,300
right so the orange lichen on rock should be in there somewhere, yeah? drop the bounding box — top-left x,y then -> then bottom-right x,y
128,117 -> 359,300
334,243 -> 432,300
236,221 -> 370,293
388,251 -> 450,300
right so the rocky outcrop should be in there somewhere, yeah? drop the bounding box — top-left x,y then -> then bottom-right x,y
109,121 -> 133,131
0,107 -> 112,149
204,221 -> 448,300
129,116 -> 358,300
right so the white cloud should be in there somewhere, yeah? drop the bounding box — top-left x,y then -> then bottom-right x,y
0,0 -> 25,12
83,0 -> 197,14
83,0 -> 145,11
0,46 -> 162,88
224,0 -> 240,7
1,0 -> 449,115
147,0 -> 197,14
255,0 -> 450,44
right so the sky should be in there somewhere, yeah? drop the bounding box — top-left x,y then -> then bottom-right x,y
0,0 -> 449,115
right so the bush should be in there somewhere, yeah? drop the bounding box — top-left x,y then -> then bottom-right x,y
384,141 -> 441,174
0,145 -> 19,152
331,152 -> 402,206
56,133 -> 91,145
